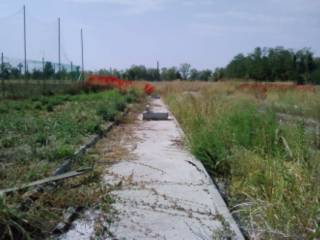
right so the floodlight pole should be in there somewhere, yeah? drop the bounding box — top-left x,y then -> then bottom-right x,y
1,52 -> 4,97
42,57 -> 45,72
157,61 -> 160,81
58,17 -> 61,73
1,52 -> 3,73
23,5 -> 27,75
81,28 -> 84,81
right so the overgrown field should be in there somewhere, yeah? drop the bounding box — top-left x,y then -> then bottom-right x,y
0,88 -> 140,239
159,81 -> 320,239
0,89 -> 139,188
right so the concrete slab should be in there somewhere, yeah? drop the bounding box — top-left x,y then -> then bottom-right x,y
142,112 -> 169,121
58,98 -> 244,240
105,98 -> 244,239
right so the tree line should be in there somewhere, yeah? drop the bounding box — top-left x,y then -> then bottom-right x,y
1,47 -> 319,84
0,61 -> 81,80
93,63 -> 213,82
93,47 -> 319,84
216,47 -> 320,84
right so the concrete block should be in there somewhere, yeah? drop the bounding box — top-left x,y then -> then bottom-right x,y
143,111 -> 169,121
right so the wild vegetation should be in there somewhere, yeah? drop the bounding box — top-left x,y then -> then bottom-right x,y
0,88 -> 139,188
0,87 -> 141,239
159,81 -> 320,239
90,47 -> 320,84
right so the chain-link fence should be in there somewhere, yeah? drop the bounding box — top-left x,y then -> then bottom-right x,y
0,5 -> 83,98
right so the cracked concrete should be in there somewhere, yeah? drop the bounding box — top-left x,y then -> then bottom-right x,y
58,98 -> 244,240
104,98 -> 244,240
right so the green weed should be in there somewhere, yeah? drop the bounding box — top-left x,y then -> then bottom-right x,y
163,81 -> 320,239
0,89 -> 139,188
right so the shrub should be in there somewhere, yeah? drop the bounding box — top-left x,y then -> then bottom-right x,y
34,133 -> 48,146
52,144 -> 74,160
97,104 -> 118,121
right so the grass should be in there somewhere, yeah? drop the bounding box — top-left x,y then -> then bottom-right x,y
0,88 -> 140,189
159,81 -> 320,239
0,87 -> 142,239
266,90 -> 320,121
0,168 -> 111,240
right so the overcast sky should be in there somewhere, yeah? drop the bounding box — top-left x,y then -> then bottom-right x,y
0,0 -> 319,70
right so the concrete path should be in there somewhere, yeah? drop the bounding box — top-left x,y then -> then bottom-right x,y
59,98 -> 244,240
104,98 -> 243,240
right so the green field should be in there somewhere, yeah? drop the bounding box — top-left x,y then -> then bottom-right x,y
0,88 -> 140,239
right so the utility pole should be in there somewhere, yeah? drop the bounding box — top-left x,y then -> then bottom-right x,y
1,52 -> 3,73
23,5 -> 27,76
1,52 -> 4,97
70,61 -> 73,81
42,57 -> 45,72
157,61 -> 160,81
58,17 -> 61,73
42,57 -> 45,92
81,28 -> 84,82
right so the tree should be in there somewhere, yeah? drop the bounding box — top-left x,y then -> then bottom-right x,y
32,69 -> 42,79
179,63 -> 191,80
126,65 -> 147,80
295,48 -> 316,84
310,57 -> 320,84
218,47 -> 319,84
161,67 -> 179,81
43,62 -> 54,79
189,68 -> 199,80
198,69 -> 212,81
146,68 -> 158,81
56,67 -> 68,80
11,67 -> 21,79
0,63 -> 11,80
212,68 -> 225,81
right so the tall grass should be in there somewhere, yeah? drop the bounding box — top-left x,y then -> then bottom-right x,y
162,81 -> 320,239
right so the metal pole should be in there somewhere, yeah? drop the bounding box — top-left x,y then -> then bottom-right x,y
70,61 -> 73,81
23,5 -> 27,76
1,52 -> 4,97
42,57 -> 45,72
81,28 -> 84,82
157,61 -> 160,81
1,52 -> 3,73
42,57 -> 45,93
58,17 -> 61,73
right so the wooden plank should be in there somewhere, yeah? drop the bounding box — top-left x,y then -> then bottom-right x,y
0,167 -> 92,195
